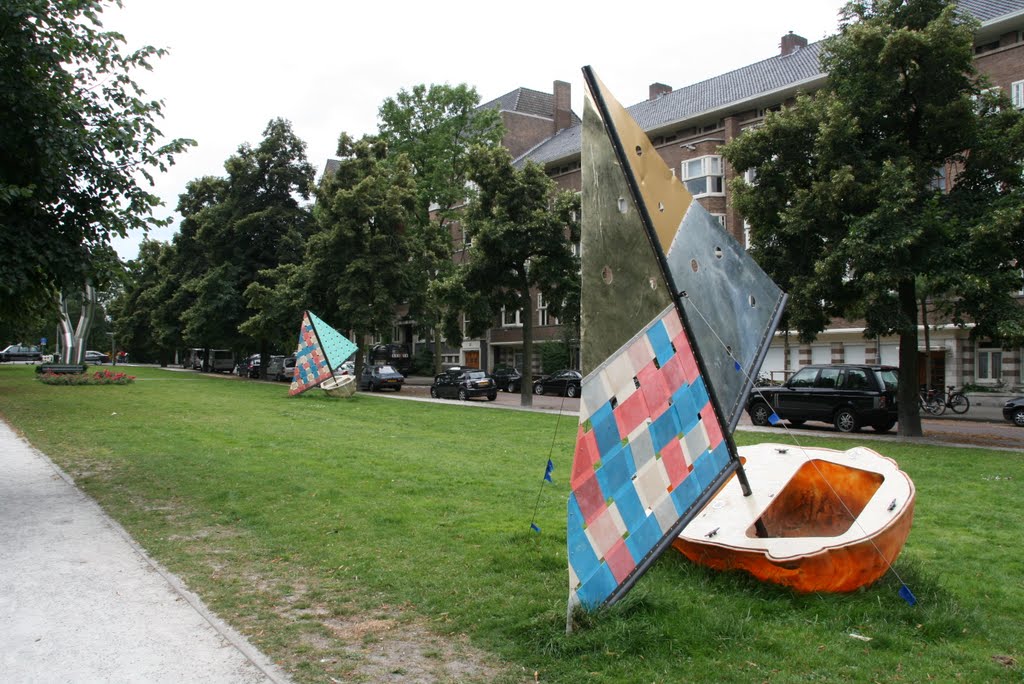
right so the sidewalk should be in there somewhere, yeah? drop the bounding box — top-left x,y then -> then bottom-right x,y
0,419 -> 290,684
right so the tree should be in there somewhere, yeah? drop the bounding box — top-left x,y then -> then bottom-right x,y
442,145 -> 580,407
723,0 -> 1024,437
180,119 -> 314,375
377,84 -> 503,373
308,133 -> 417,374
0,0 -> 193,326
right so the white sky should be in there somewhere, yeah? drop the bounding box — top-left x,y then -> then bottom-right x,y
103,0 -> 847,260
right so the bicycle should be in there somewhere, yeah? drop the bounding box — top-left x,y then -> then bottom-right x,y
918,387 -> 946,416
942,385 -> 971,414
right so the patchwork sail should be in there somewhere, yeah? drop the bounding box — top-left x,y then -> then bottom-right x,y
567,68 -> 787,612
288,311 -> 358,396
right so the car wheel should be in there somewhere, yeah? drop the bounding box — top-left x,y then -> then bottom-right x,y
1013,407 -> 1024,427
507,381 -> 516,393
458,389 -> 468,401
487,393 -> 496,401
534,384 -> 544,395
394,385 -> 401,392
834,408 -> 859,433
871,420 -> 896,433
749,401 -> 772,426
567,385 -> 578,398
430,387 -> 438,398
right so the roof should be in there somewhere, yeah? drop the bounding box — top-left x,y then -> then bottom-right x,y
518,0 -> 1024,168
478,87 -> 582,124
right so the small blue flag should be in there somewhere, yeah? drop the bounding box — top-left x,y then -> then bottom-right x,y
768,413 -> 781,425
544,459 -> 554,482
531,523 -> 541,533
899,584 -> 917,606
734,361 -> 741,371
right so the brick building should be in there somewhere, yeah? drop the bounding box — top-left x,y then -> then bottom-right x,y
477,0 -> 1024,390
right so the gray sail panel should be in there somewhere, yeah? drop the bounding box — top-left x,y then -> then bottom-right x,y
579,97 -> 672,376
664,201 -> 786,431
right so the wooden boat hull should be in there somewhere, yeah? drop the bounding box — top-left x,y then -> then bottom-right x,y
673,443 -> 915,593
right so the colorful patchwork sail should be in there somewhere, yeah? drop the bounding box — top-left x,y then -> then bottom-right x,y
567,68 -> 787,612
288,311 -> 358,396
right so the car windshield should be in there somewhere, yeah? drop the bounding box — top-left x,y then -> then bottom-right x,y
877,369 -> 899,391
378,365 -> 397,374
467,371 -> 488,379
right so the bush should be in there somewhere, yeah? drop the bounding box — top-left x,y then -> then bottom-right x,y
538,342 -> 570,374
37,369 -> 136,386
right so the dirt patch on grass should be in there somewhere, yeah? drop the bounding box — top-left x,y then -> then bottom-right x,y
323,610 -> 506,684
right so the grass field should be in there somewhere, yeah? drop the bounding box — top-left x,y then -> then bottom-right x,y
0,364 -> 1021,682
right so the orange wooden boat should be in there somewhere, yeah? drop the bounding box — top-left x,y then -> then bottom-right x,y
674,443 -> 915,593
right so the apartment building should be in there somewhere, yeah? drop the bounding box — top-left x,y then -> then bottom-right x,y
476,0 -> 1024,389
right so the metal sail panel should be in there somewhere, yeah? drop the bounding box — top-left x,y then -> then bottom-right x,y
665,203 -> 786,431
579,96 -> 672,375
288,311 -> 334,396
308,311 -> 357,370
569,305 -> 735,610
586,70 -> 692,254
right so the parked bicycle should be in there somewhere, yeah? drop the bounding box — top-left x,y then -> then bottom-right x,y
918,385 -> 970,416
919,387 -> 945,416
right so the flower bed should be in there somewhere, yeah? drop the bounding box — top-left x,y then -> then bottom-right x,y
37,369 -> 136,386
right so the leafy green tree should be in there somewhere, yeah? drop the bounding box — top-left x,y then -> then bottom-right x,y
378,84 -> 503,373
442,145 -> 580,407
179,119 -> 314,375
724,0 -> 1024,437
308,133 -> 417,374
0,0 -> 193,326
108,239 -> 173,364
239,263 -> 307,358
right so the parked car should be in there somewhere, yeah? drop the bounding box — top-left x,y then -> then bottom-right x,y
84,350 -> 110,364
277,356 -> 296,382
430,367 -> 497,401
1002,397 -> 1024,427
336,361 -> 355,376
492,365 -> 522,393
0,344 -> 42,362
369,343 -> 411,376
358,364 -> 404,391
533,369 -> 583,398
747,364 -> 899,433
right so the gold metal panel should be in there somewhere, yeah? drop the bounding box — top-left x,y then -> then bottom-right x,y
587,71 -> 693,253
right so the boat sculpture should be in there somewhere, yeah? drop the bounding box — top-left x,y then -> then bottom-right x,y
566,68 -> 914,615
288,311 -> 358,397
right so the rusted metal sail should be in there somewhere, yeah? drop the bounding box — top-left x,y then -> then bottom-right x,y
567,68 -> 786,612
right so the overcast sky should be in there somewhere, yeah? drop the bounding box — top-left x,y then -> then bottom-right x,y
103,0 -> 848,260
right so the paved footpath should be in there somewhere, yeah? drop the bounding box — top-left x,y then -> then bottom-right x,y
0,419 -> 290,684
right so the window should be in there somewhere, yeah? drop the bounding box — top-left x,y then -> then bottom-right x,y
743,220 -> 752,250
930,165 -> 948,193
1012,80 -> 1024,109
711,214 -> 726,231
461,225 -> 472,249
816,368 -> 841,388
788,367 -> 817,388
502,307 -> 522,327
681,156 -> 724,197
977,342 -> 1003,383
537,293 -> 557,327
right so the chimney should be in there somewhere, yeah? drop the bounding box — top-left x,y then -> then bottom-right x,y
649,82 -> 672,100
780,31 -> 808,56
553,80 -> 572,133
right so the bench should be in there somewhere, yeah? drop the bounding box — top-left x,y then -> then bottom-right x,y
36,364 -> 87,375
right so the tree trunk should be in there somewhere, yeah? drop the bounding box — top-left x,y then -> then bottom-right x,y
258,338 -> 269,380
520,288 -> 534,408
433,325 -> 443,375
897,280 -> 923,437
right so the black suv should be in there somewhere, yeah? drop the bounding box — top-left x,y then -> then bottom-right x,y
747,364 -> 899,433
430,367 -> 497,401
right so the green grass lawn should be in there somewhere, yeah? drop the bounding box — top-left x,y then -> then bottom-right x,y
1,364 -> 1021,682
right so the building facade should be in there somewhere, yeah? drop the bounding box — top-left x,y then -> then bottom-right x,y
484,0 -> 1024,390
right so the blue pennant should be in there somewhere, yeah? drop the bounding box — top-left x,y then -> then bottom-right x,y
734,360 -> 741,371
531,523 -> 541,533
544,459 -> 554,482
899,584 -> 917,606
768,413 -> 781,425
